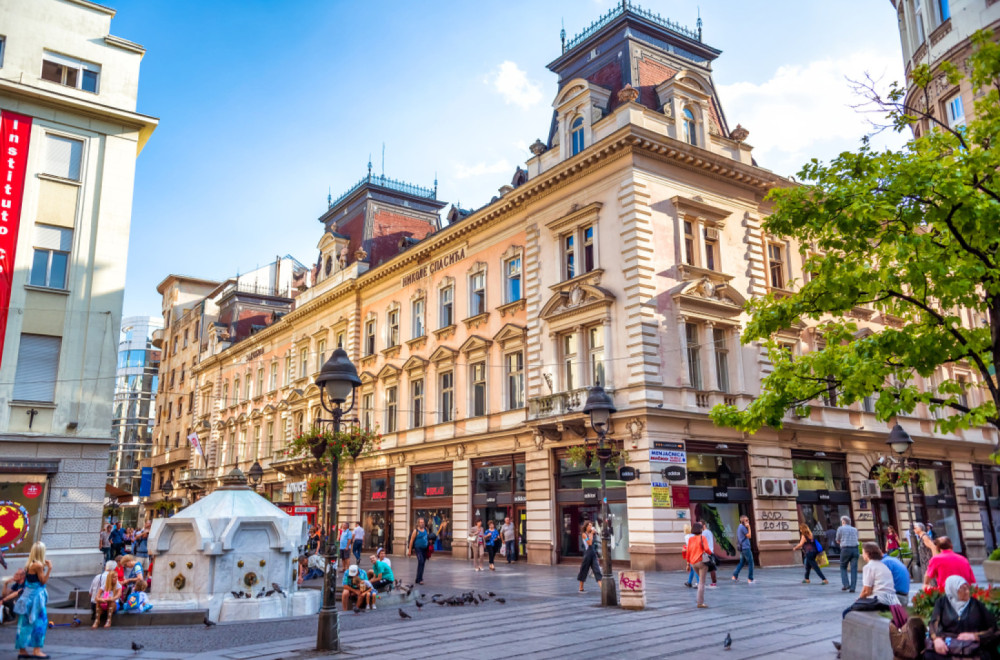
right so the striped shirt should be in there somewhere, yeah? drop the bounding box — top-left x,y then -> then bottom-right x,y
836,524 -> 859,548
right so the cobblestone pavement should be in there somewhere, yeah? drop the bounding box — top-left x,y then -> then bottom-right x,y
4,556 -> 977,659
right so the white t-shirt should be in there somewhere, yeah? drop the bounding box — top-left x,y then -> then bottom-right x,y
702,528 -> 715,552
353,526 -> 365,543
863,560 -> 899,606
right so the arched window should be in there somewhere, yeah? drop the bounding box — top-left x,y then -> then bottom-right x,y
571,116 -> 585,155
683,108 -> 697,146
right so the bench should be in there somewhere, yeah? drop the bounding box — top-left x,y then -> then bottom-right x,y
841,611 -> 893,660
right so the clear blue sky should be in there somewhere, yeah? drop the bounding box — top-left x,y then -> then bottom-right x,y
109,1 -> 907,317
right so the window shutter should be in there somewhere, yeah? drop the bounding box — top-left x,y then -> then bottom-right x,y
34,224 -> 73,251
43,135 -> 83,181
13,334 -> 61,402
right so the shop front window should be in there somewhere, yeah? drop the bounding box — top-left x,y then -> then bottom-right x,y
691,502 -> 747,561
799,503 -> 853,558
413,471 -> 453,498
686,453 -> 749,488
793,459 -> 848,491
558,456 -> 600,489
559,504 -> 629,561
412,508 -> 452,552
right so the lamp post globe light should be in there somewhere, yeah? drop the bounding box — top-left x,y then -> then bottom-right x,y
582,385 -> 618,608
248,460 -> 263,488
314,348 -> 361,653
886,424 -> 921,573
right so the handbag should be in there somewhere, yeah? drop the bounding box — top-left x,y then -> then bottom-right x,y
499,543 -> 507,557
889,617 -> 926,660
924,637 -> 980,657
817,551 -> 830,568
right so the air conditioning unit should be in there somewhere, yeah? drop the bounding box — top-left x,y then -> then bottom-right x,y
756,477 -> 797,498
779,478 -> 799,498
859,480 -> 881,499
967,485 -> 986,502
704,226 -> 720,240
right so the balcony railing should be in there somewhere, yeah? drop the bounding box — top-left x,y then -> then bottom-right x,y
178,468 -> 209,484
562,1 -> 699,54
331,172 -> 436,210
528,387 -> 596,419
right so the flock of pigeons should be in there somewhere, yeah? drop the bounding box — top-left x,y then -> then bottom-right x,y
228,583 -> 287,600
393,588 -> 507,619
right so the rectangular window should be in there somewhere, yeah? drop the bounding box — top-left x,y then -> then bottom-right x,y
183,330 -> 188,348
284,355 -> 292,386
316,339 -> 326,372
266,422 -> 274,456
256,367 -> 264,397
13,334 -> 60,402
40,51 -> 100,92
582,226 -> 595,273
412,299 -> 425,338
915,0 -> 926,43
362,392 -> 373,430
504,256 -> 522,303
411,378 -> 424,428
939,0 -> 950,21
269,362 -> 277,391
253,425 -> 261,460
471,362 -> 487,416
683,221 -> 695,266
957,375 -> 969,409
440,371 -> 454,422
506,352 -> 524,410
0,36 -> 5,68
714,328 -> 729,393
588,326 -> 605,387
43,134 -> 83,181
947,95 -> 965,128
222,382 -> 229,406
233,377 -> 240,402
299,347 -> 308,378
686,323 -> 702,390
703,227 -> 718,271
862,395 -> 875,413
564,234 -> 576,279
563,333 -> 579,391
30,224 -> 71,289
470,272 -> 486,316
385,386 -> 397,433
365,320 -> 376,356
440,286 -> 454,327
245,373 -> 252,400
768,243 -> 785,289
387,309 -> 400,347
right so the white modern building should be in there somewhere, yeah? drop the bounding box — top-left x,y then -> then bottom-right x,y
0,0 -> 157,575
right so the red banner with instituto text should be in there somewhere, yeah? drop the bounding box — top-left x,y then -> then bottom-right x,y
0,112 -> 32,368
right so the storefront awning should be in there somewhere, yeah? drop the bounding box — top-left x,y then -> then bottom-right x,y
105,483 -> 133,503
581,479 -> 627,489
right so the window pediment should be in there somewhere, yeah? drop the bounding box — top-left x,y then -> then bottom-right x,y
284,388 -> 305,404
545,202 -> 602,234
671,277 -> 746,319
303,384 -> 321,399
493,323 -> 526,349
460,335 -> 492,356
539,283 -> 615,322
359,370 -> 377,385
402,355 -> 428,373
430,345 -> 458,364
377,363 -> 401,382
670,195 -> 730,226
262,404 -> 276,414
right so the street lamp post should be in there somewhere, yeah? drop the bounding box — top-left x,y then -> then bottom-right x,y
886,424 -> 921,574
248,460 -> 263,490
313,348 -> 361,653
160,479 -> 174,518
583,385 -> 618,608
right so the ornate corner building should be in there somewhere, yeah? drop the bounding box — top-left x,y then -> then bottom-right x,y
142,2 -> 999,570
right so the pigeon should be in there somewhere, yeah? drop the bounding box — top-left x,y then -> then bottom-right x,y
432,593 -> 443,598
132,640 -> 144,653
352,606 -> 361,615
256,588 -> 266,598
486,591 -> 496,597
495,597 -> 506,604
398,608 -> 411,619
230,591 -> 242,599
243,591 -> 252,599
264,589 -> 275,598
415,599 -> 424,609
271,582 -> 286,596
203,617 -> 216,628
724,633 -> 732,650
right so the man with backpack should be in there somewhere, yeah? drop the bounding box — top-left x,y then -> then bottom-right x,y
407,517 -> 430,585
836,516 -> 860,592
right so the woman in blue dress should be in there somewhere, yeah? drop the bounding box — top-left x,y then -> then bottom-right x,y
15,541 -> 51,659
484,520 -> 500,571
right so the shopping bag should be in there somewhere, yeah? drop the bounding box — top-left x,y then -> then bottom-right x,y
817,551 -> 830,568
499,543 -> 507,557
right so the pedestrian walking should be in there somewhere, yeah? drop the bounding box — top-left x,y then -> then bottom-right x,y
683,522 -> 712,609
836,516 -> 860,592
913,523 -> 938,580
469,518 -> 485,571
885,525 -> 900,554
732,515 -> 755,583
682,523 -> 699,588
407,517 -> 430,585
501,516 -> 516,563
339,523 -> 352,571
109,522 -> 125,559
15,541 -> 51,657
99,523 -> 112,562
577,521 -> 602,592
485,520 -> 501,570
351,521 -> 365,565
793,523 -> 828,584
699,519 -> 718,588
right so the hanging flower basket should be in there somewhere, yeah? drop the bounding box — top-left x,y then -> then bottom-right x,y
287,425 -> 382,466
874,465 -> 927,492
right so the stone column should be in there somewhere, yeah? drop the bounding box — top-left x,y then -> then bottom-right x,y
392,465 -> 409,556
704,322 -> 719,392
748,443 -> 798,566
526,439 -> 555,565
452,458 -> 471,560
954,461 -> 986,560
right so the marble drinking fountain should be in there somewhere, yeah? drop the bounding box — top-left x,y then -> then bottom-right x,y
147,469 -> 320,622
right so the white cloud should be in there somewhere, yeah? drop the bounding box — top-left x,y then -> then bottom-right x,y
719,52 -> 910,177
454,159 -> 512,180
489,61 -> 543,109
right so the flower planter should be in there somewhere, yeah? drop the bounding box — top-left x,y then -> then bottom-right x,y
984,559 -> 1000,584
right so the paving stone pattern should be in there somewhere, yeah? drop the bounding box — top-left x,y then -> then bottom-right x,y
4,556 -> 980,658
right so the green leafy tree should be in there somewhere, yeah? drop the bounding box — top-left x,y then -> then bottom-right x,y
711,31 -> 1000,445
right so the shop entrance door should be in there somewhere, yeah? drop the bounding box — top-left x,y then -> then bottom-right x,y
872,497 -> 898,552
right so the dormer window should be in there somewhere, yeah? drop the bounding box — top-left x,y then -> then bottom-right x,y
571,116 -> 585,155
683,108 -> 697,146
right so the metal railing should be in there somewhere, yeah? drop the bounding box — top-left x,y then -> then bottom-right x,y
563,1 -> 699,54
331,172 -> 436,210
528,387 -> 596,419
220,281 -> 291,300
178,468 -> 208,483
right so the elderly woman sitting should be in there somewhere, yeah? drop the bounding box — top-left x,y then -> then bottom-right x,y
926,575 -> 999,660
